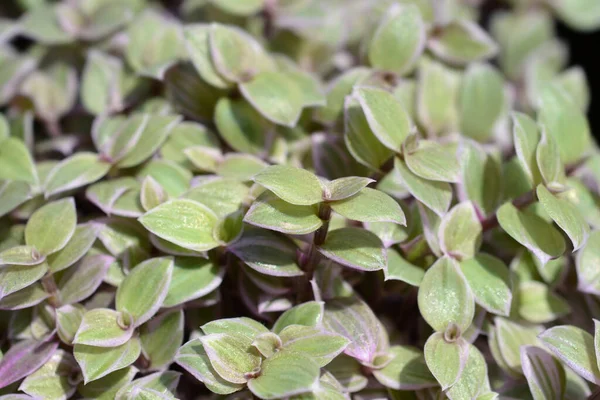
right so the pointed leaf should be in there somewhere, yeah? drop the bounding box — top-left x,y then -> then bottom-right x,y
446,344 -> 488,400
536,128 -> 565,187
0,262 -> 48,299
318,227 -> 386,272
424,333 -> 469,390
517,281 -> 570,323
47,223 -> 100,273
521,345 -> 566,400
405,140 -> 460,183
201,333 -> 261,384
163,257 -> 223,307
0,339 -> 58,389
460,254 -> 511,316
140,310 -> 184,370
25,198 -> 76,256
513,112 -> 542,185
202,317 -> 269,341
331,188 -> 405,225
428,20 -> 498,64
439,202 -> 482,260
244,193 -> 322,235
44,152 -> 110,198
58,254 -> 112,304
324,177 -> 374,202
0,246 -> 45,266
253,165 -> 323,206
384,248 -> 424,286
252,332 -> 282,358
279,325 -> 349,367
56,304 -> 85,345
372,345 -> 437,390
19,350 -> 78,400
74,337 -> 142,384
576,231 -> 600,295
0,138 -> 37,185
74,308 -> 134,347
273,301 -> 323,334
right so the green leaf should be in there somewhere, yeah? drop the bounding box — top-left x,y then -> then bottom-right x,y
492,318 -> 541,374
394,157 -> 452,217
330,188 -> 406,225
240,72 -> 305,127
344,95 -> 393,170
214,97 -> 270,156
56,304 -> 85,345
405,140 -> 460,183
19,350 -> 78,400
322,296 -> 383,364
247,351 -> 319,399
384,248 -> 424,286
0,262 -> 48,299
229,227 -> 302,277
459,63 -> 505,142
244,193 -> 322,235
20,65 -> 77,122
323,177 -> 374,202
318,227 -> 386,272
367,221 -> 409,248
538,83 -> 591,165
536,128 -> 565,187
497,202 -> 565,265
140,176 -> 167,212
114,370 -> 181,399
537,184 -> 589,251
0,181 -> 32,218
116,257 -> 173,327
78,367 -> 137,400
521,345 -> 566,400
140,310 -> 183,370
211,0 -> 265,16
459,140 -> 502,217
74,337 -> 142,384
216,154 -> 268,182
372,345 -> 437,390
0,283 -> 48,310
446,344 -> 488,400
137,160 -> 191,198
513,112 -> 542,186
57,254 -> 112,305
47,223 -> 100,273
25,197 -> 76,256
202,317 -> 269,341
200,333 -> 261,384
517,281 -> 570,323
460,254 -> 511,316
416,58 -> 461,135
355,87 -> 412,152
551,0 -> 600,31
439,202 -> 482,260
252,332 -> 282,358
213,210 -> 244,245
175,339 -> 244,395
160,121 -> 219,168
253,165 -> 323,206
368,4 -> 425,75
272,301 -> 324,334
0,138 -> 38,186
209,23 -> 262,83
424,333 -> 469,390
539,325 -> 600,384
0,246 -> 45,266
282,69 -> 326,107
44,152 -> 111,198
139,199 -> 219,252
279,325 -> 349,367
184,24 -> 232,89
73,308 -> 134,347
576,231 -> 600,294
417,257 -> 474,334
81,50 -> 125,115
428,20 -> 498,65
315,67 -> 370,124
163,257 -> 223,307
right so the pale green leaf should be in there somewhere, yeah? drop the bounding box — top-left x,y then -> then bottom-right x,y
139,199 -> 219,252
0,246 -> 44,266
439,201 -> 482,260
517,281 -> 570,323
521,345 -> 566,400
0,138 -> 38,186
318,227 -> 386,272
330,188 -> 406,225
81,50 -> 125,115
279,325 -> 349,367
44,152 -> 110,198
0,181 -> 32,218
428,20 -> 498,64
73,308 -> 134,347
536,128 -> 565,187
136,160 -> 191,198
460,140 -> 502,217
417,257 -> 474,333
493,318 -> 541,374
551,0 -> 600,31
324,177 -> 374,202
315,67 -> 370,124
19,350 -> 78,400
446,344 -> 488,400
513,112 -> 542,186
77,366 -> 137,400
201,333 -> 261,384
140,176 -> 168,212
244,193 -> 322,235
253,165 -> 323,206
163,257 -> 223,307
57,254 -> 112,304
184,24 -> 232,89
211,0 -> 265,16
214,97 -> 270,156
140,310 -> 184,370
384,248 -> 424,286
576,231 -> 600,294
47,223 -> 100,273
25,197 -> 76,256
272,301 -> 324,334
216,154 -> 268,182
424,333 -> 469,390
74,337 -> 142,384
252,332 -> 282,358
460,254 -> 511,316
202,317 -> 269,341
209,23 -> 260,83
372,345 -> 437,390
56,304 -> 85,345
0,262 -> 48,300
405,140 -> 460,183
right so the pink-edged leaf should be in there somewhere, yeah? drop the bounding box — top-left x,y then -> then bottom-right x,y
0,339 -> 58,388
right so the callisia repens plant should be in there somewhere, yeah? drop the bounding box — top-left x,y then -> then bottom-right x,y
1,0 -> 600,399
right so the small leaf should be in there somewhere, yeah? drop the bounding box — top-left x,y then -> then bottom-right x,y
163,257 -> 223,307
252,332 -> 282,358
175,339 -> 244,395
56,304 -> 85,345
0,138 -> 38,186
213,210 -> 244,245
81,50 -> 125,115
330,188 -> 406,225
424,333 -> 469,390
74,337 -> 142,384
446,344 -> 488,400
184,24 -> 231,89
201,333 -> 262,384
19,350 -> 78,400
368,4 -> 426,75
372,345 -> 437,390
517,281 -> 570,323
513,112 -> 542,186
324,177 -> 374,202
209,23 -> 261,83
244,193 -> 322,235
405,140 -> 460,183
272,301 -> 323,334
521,345 -> 566,400
492,318 -> 541,374
202,317 -> 269,341
216,154 -> 268,182
114,370 -> 181,399
460,254 -> 512,316
240,72 -> 304,127
394,157 -> 452,217
47,223 -> 100,273
253,165 -> 323,206
459,140 -> 502,217
211,0 -> 265,16
0,262 -> 48,299
536,128 -> 565,187
137,160 -> 191,198
0,246 -> 45,266
0,181 -> 32,218
44,152 -> 110,198
58,254 -> 112,305
576,231 -> 600,295
459,63 -> 505,142
539,325 -> 600,384
116,257 -> 173,327
384,248 -> 424,286
497,202 -> 565,265
139,199 -> 219,252
417,257 -> 474,333
0,339 -> 58,389
537,184 -> 589,251
74,308 -> 134,347
214,97 -> 269,156
538,83 -> 591,165
247,351 -> 319,399
140,176 -> 167,212
140,310 -> 184,370
0,283 -> 49,310
229,227 -> 303,277
355,87 -> 412,152
439,202 -> 482,260
318,227 -> 386,272
428,20 -> 498,65
25,197 -> 77,256
279,325 -> 349,367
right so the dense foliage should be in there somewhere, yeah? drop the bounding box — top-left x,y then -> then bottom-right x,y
1,0 -> 600,399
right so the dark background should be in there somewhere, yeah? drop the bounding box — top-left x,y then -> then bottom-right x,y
557,24 -> 600,139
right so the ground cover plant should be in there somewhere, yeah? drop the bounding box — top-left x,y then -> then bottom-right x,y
1,0 -> 600,398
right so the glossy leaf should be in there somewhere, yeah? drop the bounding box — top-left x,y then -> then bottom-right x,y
330,188 -> 406,225
25,197 -> 76,256
253,165 -> 323,206
318,227 -> 386,272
